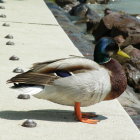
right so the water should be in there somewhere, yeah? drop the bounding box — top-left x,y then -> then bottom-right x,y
88,0 -> 140,16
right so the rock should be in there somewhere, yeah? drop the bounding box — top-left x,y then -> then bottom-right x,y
118,86 -> 140,109
2,23 -> 10,27
5,34 -> 14,39
136,15 -> 140,20
124,46 -> 140,69
86,7 -> 101,33
22,119 -> 37,128
0,6 -> 5,9
46,2 -> 94,60
124,63 -> 140,91
69,4 -> 88,17
17,94 -> 30,99
77,0 -> 110,4
13,67 -> 24,73
124,64 -> 140,92
9,55 -> 19,61
0,14 -> 6,18
86,0 -> 96,4
114,45 -> 140,93
92,9 -> 140,49
69,4 -> 100,33
6,41 -> 15,45
123,46 -> 140,93
95,0 -> 110,4
131,115 -> 140,129
0,0 -> 6,3
124,107 -> 138,116
55,0 -> 78,7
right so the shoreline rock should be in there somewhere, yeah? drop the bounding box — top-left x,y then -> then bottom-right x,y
46,1 -> 94,60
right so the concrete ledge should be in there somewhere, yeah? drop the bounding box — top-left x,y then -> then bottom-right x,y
0,0 -> 58,25
0,0 -> 140,140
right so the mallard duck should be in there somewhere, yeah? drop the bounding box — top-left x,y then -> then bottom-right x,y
7,37 -> 130,124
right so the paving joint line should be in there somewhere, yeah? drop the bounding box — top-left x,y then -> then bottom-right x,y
0,20 -> 59,26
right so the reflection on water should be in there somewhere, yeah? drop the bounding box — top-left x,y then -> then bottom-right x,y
89,0 -> 140,16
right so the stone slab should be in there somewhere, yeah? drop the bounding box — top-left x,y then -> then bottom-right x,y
0,0 -> 58,25
0,0 -> 139,140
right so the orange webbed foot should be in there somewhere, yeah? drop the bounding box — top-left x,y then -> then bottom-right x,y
74,102 -> 100,124
80,118 -> 99,124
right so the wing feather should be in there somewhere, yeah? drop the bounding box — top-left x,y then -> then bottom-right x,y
7,57 -> 101,86
31,57 -> 100,73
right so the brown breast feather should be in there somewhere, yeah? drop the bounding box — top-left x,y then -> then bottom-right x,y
103,59 -> 127,100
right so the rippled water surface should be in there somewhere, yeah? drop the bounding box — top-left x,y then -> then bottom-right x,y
89,0 -> 140,16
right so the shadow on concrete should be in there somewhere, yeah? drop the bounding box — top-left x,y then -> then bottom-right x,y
0,109 -> 107,122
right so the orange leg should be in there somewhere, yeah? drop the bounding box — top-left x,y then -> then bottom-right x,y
74,102 -> 99,124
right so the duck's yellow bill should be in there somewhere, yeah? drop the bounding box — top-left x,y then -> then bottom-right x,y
117,50 -> 130,58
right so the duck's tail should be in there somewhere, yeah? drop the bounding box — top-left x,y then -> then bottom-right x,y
118,86 -> 140,109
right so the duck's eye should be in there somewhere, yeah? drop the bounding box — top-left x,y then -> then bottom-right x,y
106,42 -> 119,53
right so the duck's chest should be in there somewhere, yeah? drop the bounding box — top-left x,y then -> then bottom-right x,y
103,59 -> 127,100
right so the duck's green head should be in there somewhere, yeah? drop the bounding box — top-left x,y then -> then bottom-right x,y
94,37 -> 130,64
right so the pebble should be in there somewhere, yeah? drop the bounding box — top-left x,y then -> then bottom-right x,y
0,14 -> 6,18
22,119 -> 37,128
0,0 -> 6,3
5,34 -> 14,39
13,67 -> 24,73
0,6 -> 5,9
2,23 -> 10,26
9,55 -> 19,61
17,94 -> 30,99
6,41 -> 15,45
